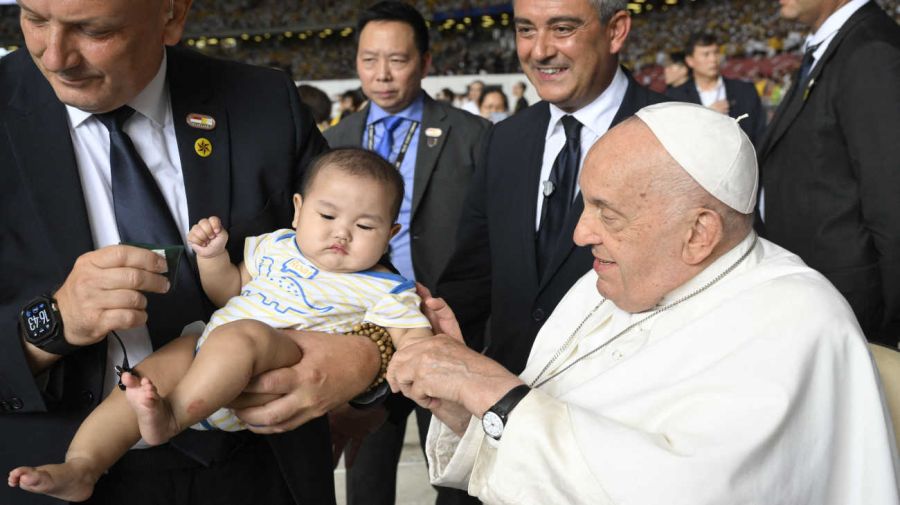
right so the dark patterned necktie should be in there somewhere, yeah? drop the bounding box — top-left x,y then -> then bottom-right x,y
537,115 -> 582,277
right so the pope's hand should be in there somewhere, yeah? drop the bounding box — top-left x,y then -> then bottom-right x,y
386,333 -> 524,420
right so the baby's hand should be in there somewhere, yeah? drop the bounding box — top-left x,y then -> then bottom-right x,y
188,217 -> 229,258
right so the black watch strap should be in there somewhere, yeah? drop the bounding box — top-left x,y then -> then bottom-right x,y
487,384 -> 531,422
38,333 -> 81,356
349,380 -> 391,410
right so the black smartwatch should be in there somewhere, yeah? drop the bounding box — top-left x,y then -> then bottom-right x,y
482,384 -> 531,440
19,294 -> 79,356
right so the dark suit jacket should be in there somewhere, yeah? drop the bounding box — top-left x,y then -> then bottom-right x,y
0,47 -> 333,504
757,2 -> 900,346
666,77 -> 766,145
324,94 -> 490,291
437,74 -> 667,373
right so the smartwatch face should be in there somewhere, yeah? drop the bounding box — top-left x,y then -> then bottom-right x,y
482,411 -> 504,439
23,300 -> 56,342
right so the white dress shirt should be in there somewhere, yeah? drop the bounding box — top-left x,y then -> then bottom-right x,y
535,67 -> 628,230
696,76 -> 726,107
65,53 -> 190,398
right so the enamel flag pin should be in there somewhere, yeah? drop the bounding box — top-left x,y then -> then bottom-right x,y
194,138 -> 213,158
425,127 -> 442,148
186,113 -> 216,130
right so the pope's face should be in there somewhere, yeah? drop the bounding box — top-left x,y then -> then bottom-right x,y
18,0 -> 187,113
356,20 -> 430,114
573,122 -> 690,312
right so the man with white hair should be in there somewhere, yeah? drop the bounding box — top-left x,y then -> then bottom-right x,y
388,102 -> 900,504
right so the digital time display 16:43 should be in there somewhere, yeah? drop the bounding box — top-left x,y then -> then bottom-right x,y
25,302 -> 54,339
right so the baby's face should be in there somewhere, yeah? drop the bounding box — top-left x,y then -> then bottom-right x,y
292,167 -> 399,273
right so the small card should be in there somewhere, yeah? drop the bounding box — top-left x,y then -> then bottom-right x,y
121,242 -> 185,288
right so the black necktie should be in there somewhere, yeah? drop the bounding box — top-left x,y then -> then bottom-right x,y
94,106 -> 207,347
797,41 -> 821,86
537,115 -> 582,277
95,106 -> 183,245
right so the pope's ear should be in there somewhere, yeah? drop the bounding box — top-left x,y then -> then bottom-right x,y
682,207 -> 723,265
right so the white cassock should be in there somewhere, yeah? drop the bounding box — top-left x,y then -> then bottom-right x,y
426,234 -> 900,504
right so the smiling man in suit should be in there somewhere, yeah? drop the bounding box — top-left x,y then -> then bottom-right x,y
0,0 -> 383,503
323,2 -> 489,504
757,0 -> 900,346
437,0 -> 666,388
666,32 -> 766,145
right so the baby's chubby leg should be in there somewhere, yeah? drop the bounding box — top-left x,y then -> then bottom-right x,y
7,333 -> 199,502
157,319 -> 303,436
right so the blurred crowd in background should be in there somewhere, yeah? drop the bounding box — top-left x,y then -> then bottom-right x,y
2,0 -> 898,119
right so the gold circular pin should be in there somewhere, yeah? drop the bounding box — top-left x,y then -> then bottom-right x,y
194,137 -> 213,158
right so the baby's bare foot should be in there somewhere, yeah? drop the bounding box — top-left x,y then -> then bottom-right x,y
122,372 -> 179,445
8,457 -> 100,502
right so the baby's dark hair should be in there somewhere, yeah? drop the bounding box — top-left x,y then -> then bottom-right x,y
299,148 -> 404,222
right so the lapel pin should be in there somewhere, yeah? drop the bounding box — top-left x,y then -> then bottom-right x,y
194,137 -> 213,158
425,127 -> 442,148
186,113 -> 216,130
803,78 -> 816,101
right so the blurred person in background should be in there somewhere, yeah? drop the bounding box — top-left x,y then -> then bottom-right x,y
666,32 -> 766,144
436,87 -> 456,105
662,51 -> 689,90
460,79 -> 484,115
332,87 -> 366,126
478,85 -> 509,123
297,84 -> 333,131
512,80 -> 529,113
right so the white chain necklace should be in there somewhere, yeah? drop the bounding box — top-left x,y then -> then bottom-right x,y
530,235 -> 758,389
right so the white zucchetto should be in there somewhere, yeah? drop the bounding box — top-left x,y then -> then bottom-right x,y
635,102 -> 759,214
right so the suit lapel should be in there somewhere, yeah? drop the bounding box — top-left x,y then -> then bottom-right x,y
759,4 -> 871,158
411,95 -> 448,218
517,104 -> 550,285
5,57 -> 94,272
335,104 -> 368,146
686,78 -> 702,105
166,47 -> 232,231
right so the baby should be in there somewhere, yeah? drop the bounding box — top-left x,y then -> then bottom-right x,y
8,147 -> 432,502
